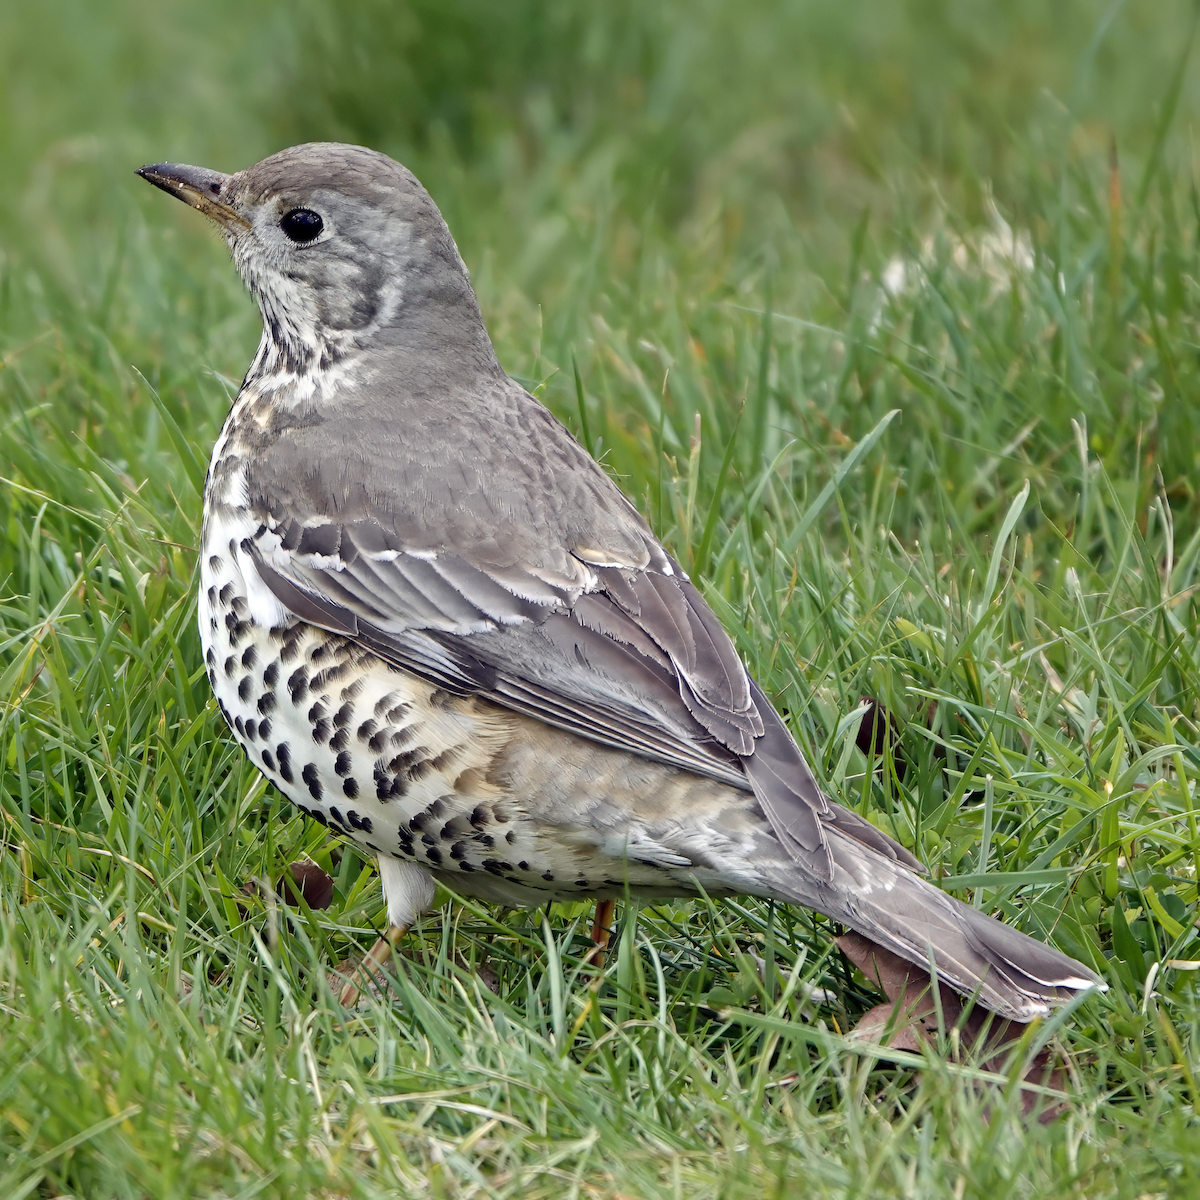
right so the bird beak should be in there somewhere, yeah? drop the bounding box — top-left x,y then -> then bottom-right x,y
136,162 -> 250,230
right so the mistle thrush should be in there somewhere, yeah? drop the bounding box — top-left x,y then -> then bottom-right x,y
137,143 -> 1104,1020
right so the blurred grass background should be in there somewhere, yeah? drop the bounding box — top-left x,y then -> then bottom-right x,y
3,1 -> 1200,1196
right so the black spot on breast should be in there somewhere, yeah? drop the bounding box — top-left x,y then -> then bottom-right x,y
244,719 -> 257,740
238,676 -> 253,702
334,750 -> 352,776
205,648 -> 216,668
375,763 -> 404,801
218,582 -> 234,605
224,656 -> 237,678
421,833 -> 437,848
425,846 -> 443,865
328,805 -> 345,827
470,806 -> 490,829
450,841 -> 467,860
386,702 -> 411,724
333,702 -> 354,728
262,748 -> 276,770
330,728 -> 349,752
218,700 -> 233,728
574,879 -> 590,888
505,830 -> 516,845
302,763 -> 322,800
227,620 -> 249,647
207,668 -> 217,687
280,626 -> 305,664
312,717 -> 331,743
339,678 -> 365,702
518,860 -> 530,871
388,749 -> 432,784
542,871 -> 555,882
241,645 -> 257,669
480,834 -> 494,848
277,744 -> 293,783
311,663 -> 349,690
308,807 -> 329,827
307,700 -> 326,723
459,861 -> 476,872
257,692 -> 276,716
483,859 -> 511,876
209,555 -> 223,571
428,748 -> 460,772
357,718 -> 377,741
343,776 -> 359,799
234,715 -> 245,736
288,668 -> 309,703
259,717 -> 271,740
263,662 -> 279,687
368,730 -> 389,754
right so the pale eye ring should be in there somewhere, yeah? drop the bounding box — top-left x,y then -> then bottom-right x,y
280,208 -> 323,244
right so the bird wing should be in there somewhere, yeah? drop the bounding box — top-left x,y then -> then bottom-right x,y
244,509 -> 919,879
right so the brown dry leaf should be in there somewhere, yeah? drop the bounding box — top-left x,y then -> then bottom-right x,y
855,697 -> 907,781
279,859 -> 335,910
839,932 -> 1068,1122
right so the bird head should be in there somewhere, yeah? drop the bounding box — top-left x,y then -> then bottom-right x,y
137,143 -> 495,384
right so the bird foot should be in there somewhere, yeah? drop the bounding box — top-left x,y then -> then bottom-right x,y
585,898 -> 616,969
337,924 -> 408,1007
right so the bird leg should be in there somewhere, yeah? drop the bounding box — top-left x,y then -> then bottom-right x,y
586,898 -> 617,967
338,923 -> 409,1006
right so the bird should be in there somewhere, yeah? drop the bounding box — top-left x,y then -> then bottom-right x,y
137,142 -> 1104,1022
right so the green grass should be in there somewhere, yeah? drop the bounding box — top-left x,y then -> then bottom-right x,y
3,1 -> 1200,1195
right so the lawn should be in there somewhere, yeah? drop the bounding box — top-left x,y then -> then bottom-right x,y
2,1 -> 1199,1195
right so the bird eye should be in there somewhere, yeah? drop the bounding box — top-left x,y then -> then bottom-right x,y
279,209 -> 324,244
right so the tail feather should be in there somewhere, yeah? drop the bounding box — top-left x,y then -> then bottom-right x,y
767,828 -> 1106,1022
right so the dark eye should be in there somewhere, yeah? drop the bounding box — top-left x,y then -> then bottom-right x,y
279,209 -> 323,244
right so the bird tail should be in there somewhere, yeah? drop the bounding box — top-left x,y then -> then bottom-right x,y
764,828 -> 1106,1022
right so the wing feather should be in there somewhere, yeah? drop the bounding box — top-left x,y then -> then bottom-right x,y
246,515 -> 923,878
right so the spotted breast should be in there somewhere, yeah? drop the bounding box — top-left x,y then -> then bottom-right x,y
198,398 -> 767,923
